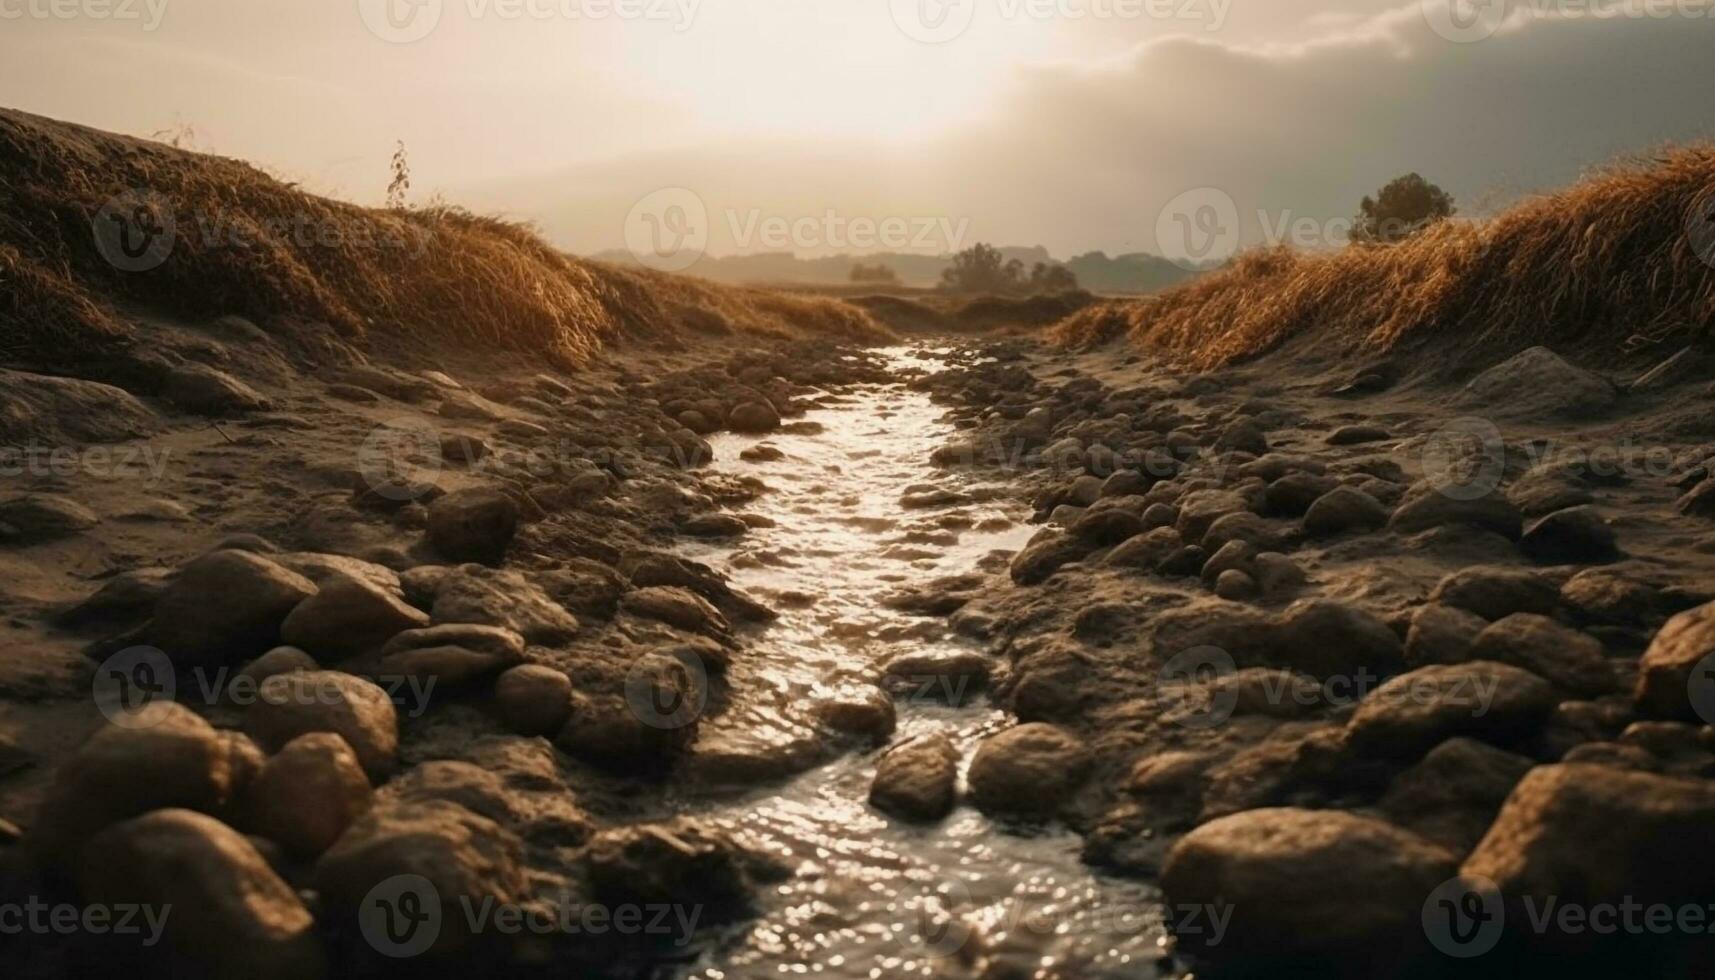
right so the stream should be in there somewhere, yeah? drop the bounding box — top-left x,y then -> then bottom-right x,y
661,346 -> 1178,980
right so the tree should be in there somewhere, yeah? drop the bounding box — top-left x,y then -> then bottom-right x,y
386,141 -> 411,210
849,262 -> 900,285
1353,173 -> 1455,244
1028,261 -> 1080,293
940,243 -> 1013,293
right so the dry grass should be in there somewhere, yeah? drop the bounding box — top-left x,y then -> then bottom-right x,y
1052,147 -> 1715,370
0,108 -> 885,369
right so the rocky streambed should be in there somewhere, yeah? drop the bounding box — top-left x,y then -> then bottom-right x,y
3,321 -> 1715,979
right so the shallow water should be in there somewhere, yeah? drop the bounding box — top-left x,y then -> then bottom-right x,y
666,347 -> 1178,980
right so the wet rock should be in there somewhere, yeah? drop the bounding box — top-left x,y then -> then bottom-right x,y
1102,527 -> 1182,570
29,703 -> 238,865
583,818 -> 783,913
814,685 -> 897,742
728,401 -> 781,433
968,723 -> 1089,818
1458,346 -> 1616,420
620,586 -> 732,640
1303,487 -> 1388,537
161,363 -> 272,414
1470,614 -> 1615,696
1327,424 -> 1391,446
0,493 -> 99,544
1377,737 -> 1534,855
379,761 -> 523,825
493,664 -> 574,735
1518,505 -> 1619,564
1404,603 -> 1487,667
900,486 -> 969,509
1163,808 -> 1455,966
377,623 -> 527,688
314,800 -> 526,956
148,550 -> 318,667
1275,600 -> 1404,678
79,809 -> 325,979
869,734 -> 960,822
1346,661 -> 1559,759
1429,566 -> 1560,621
739,443 -> 784,462
246,671 -> 399,780
556,691 -> 696,769
1633,599 -> 1715,718
1262,472 -> 1341,517
1009,531 -> 1087,585
242,732 -> 372,859
427,488 -> 518,564
279,575 -> 430,661
882,651 -> 990,705
681,512 -> 749,537
1463,764 -> 1715,962
430,565 -> 581,643
1390,482 -> 1523,538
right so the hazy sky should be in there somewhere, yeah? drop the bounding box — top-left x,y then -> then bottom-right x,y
3,0 -> 1711,260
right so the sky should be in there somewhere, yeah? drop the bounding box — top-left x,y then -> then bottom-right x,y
2,0 -> 1711,262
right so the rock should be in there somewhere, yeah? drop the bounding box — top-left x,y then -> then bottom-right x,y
582,818 -> 781,912
1507,467 -> 1595,516
79,809 -> 325,979
1262,472 -> 1341,517
430,565 -> 580,643
161,363 -> 272,414
0,494 -> 99,544
1429,566 -> 1560,621
1099,470 -> 1150,498
1175,489 -> 1251,542
1470,614 -> 1616,696
1464,764 -> 1715,960
1458,346 -> 1616,420
1377,737 -> 1535,855
1633,600 -> 1715,718
1163,808 -> 1456,965
1141,502 -> 1179,528
1346,661 -> 1559,759
238,646 -> 320,685
1009,532 -> 1087,585
1200,511 -> 1282,551
1676,476 -> 1715,517
1275,600 -> 1404,679
620,586 -> 732,640
1070,507 -> 1146,544
869,734 -> 960,822
149,550 -> 318,667
555,692 -> 696,769
29,703 -> 238,865
242,732 -> 372,859
245,671 -> 399,780
279,575 -> 429,661
273,552 -> 405,595
1251,552 -> 1307,594
1158,544 -> 1209,577
1066,474 -> 1104,506
438,432 -> 491,463
1404,603 -> 1487,667
1214,569 -> 1258,600
1561,567 -> 1667,627
813,685 -> 897,742
728,401 -> 781,433
1390,482 -> 1523,538
438,388 -> 506,420
1303,487 -> 1388,537
426,488 -> 518,564
968,723 -> 1089,817
492,664 -> 573,735
681,512 -> 750,537
1214,418 -> 1268,455
54,567 -> 173,629
0,369 -> 158,445
881,651 -> 990,705
314,800 -> 526,956
1327,424 -> 1391,446
1518,505 -> 1619,564
377,623 -> 527,688
1102,527 -> 1182,570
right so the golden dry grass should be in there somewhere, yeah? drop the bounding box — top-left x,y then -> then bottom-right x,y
1052,147 -> 1715,370
0,108 -> 885,369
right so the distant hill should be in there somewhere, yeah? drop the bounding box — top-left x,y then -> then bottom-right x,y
593,246 -> 1201,294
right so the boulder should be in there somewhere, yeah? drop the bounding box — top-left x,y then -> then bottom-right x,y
1390,483 -> 1523,539
149,550 -> 318,667
968,723 -> 1089,817
1303,487 -> 1389,537
1327,424 -> 1390,446
1428,566 -> 1560,621
161,364 -> 272,414
245,671 -> 399,780
1346,661 -> 1559,759
1404,603 -> 1487,667
0,369 -> 158,445
813,685 -> 897,742
1070,507 -> 1146,545
582,818 -> 783,913
0,494 -> 99,545
430,565 -> 580,643
241,732 -> 372,859
620,586 -> 732,640
1377,737 -> 1535,854
279,575 -> 429,661
238,646 -> 320,685
377,623 -> 526,688
1102,527 -> 1182,570
1676,476 -> 1715,517
1274,600 -> 1405,679
427,488 -> 518,564
1175,489 -> 1251,542
492,664 -> 574,736
79,809 -> 325,979
1262,472 -> 1341,517
1163,808 -> 1456,964
1469,614 -> 1616,696
728,401 -> 781,433
1008,532 -> 1087,585
1518,505 -> 1619,564
1634,600 -> 1715,718
869,734 -> 960,822
1458,346 -> 1616,420
882,651 -> 990,705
